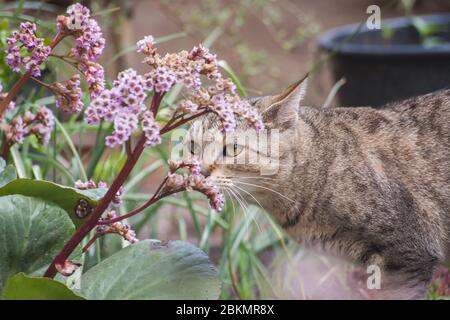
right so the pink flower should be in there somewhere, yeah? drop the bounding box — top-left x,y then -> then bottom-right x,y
141,111 -> 161,147
57,3 -> 106,97
151,66 -> 176,93
6,22 -> 51,77
8,116 -> 28,144
75,180 -> 123,207
86,68 -> 160,148
63,3 -> 105,62
52,74 -> 84,114
32,106 -> 54,145
177,100 -> 199,113
188,45 -> 221,80
184,174 -> 225,211
168,159 -> 201,175
163,161 -> 225,212
85,35 -> 264,149
106,112 -> 139,148
136,35 -> 154,54
74,179 -> 96,189
97,211 -> 139,244
1,106 -> 54,146
81,61 -> 105,97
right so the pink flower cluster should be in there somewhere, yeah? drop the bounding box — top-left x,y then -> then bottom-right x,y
0,106 -> 54,146
182,78 -> 264,132
165,160 -> 225,211
136,35 -> 155,55
83,34 -> 263,149
141,111 -> 162,147
140,38 -> 220,92
97,210 -> 139,244
85,68 -> 160,148
431,267 -> 450,297
185,174 -> 225,211
6,22 -> 51,77
33,106 -> 55,145
75,179 -> 123,206
168,159 -> 201,175
137,35 -> 263,132
52,74 -> 83,114
63,3 -> 105,61
57,3 -> 106,96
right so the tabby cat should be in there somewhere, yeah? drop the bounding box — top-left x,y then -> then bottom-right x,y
184,78 -> 450,299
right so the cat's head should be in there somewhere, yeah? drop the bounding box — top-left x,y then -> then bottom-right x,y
182,77 -> 308,211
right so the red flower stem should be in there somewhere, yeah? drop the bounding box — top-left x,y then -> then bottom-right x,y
97,177 -> 170,225
0,73 -> 31,115
30,77 -> 53,89
82,230 -> 113,253
43,132 -> 148,278
0,32 -> 65,116
44,92 -> 208,278
44,93 -> 164,279
151,93 -> 164,115
82,234 -> 99,253
125,140 -> 133,157
0,137 -> 10,159
160,110 -> 209,134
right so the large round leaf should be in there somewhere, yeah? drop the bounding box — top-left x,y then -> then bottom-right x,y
2,273 -> 84,300
0,179 -> 106,227
0,195 -> 75,293
0,158 -> 16,188
81,240 -> 221,300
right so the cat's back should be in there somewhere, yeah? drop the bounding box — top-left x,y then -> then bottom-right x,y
326,89 -> 450,139
316,89 -> 450,191
307,89 -> 450,154
301,90 -> 450,258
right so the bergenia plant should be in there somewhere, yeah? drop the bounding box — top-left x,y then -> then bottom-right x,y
0,3 -> 263,300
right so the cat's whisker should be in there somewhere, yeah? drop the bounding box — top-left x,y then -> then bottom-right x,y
233,180 -> 296,203
231,185 -> 263,233
223,188 -> 237,221
226,176 -> 275,180
233,185 -> 265,212
227,186 -> 252,231
232,185 -> 267,233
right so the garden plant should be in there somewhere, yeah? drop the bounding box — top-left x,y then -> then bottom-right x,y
0,2 -> 267,300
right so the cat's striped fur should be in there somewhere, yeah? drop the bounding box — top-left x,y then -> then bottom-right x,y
187,80 -> 450,298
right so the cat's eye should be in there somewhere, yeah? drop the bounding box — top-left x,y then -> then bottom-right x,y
189,140 -> 201,155
224,143 -> 244,157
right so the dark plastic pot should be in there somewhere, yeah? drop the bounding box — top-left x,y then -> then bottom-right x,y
319,14 -> 450,107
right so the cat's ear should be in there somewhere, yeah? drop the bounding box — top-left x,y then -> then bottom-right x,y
262,75 -> 308,129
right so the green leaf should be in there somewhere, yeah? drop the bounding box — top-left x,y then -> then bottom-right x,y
81,240 -> 221,300
218,60 -> 247,97
2,273 -> 84,300
412,17 -> 442,38
0,158 -> 17,188
0,179 -> 106,227
0,195 -> 75,293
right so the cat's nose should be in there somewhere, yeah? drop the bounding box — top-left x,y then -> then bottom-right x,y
201,168 -> 211,177
200,165 -> 214,177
